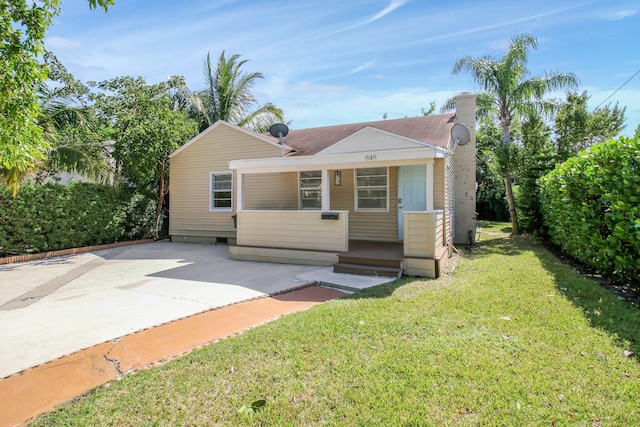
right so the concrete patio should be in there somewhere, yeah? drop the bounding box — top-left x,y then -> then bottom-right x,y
0,241 -> 394,378
0,241 -> 398,426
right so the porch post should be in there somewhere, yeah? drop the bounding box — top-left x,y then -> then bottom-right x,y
426,160 -> 434,211
321,169 -> 330,211
236,171 -> 244,211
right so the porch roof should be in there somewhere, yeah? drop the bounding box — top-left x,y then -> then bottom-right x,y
230,115 -> 452,173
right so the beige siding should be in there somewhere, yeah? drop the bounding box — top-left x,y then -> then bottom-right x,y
169,125 -> 283,237
236,210 -> 349,252
433,159 -> 445,210
244,172 -> 298,210
404,258 -> 438,278
322,128 -> 429,155
403,210 -> 449,278
330,167 -> 398,242
403,211 -> 444,258
444,153 -> 455,246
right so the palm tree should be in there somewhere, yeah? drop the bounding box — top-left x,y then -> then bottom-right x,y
445,33 -> 577,235
190,51 -> 285,133
1,86 -> 112,195
35,84 -> 112,184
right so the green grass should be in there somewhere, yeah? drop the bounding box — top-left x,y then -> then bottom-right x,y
477,219 -> 512,235
32,227 -> 640,426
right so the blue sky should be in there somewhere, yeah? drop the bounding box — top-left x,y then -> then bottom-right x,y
47,0 -> 639,134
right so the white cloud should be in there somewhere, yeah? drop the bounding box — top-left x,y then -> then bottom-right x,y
415,4 -> 587,45
600,9 -> 637,21
326,0 -> 409,36
45,0 -> 639,134
350,61 -> 377,75
364,0 -> 409,25
277,85 -> 455,129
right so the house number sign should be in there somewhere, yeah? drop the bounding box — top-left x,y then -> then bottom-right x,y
364,154 -> 377,161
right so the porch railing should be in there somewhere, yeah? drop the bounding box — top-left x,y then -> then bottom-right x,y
235,210 -> 349,252
403,210 -> 445,258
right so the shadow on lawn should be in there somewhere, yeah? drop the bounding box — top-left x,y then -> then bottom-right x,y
465,232 -> 524,258
464,232 -> 639,357
534,239 -> 640,358
343,280 -> 406,300
346,232 -> 520,301
346,233 -> 523,301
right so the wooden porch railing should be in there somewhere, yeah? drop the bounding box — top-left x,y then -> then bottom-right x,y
235,210 -> 349,252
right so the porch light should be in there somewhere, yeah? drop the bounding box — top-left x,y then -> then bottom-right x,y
334,170 -> 342,186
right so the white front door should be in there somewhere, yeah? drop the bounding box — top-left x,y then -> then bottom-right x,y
398,165 -> 427,240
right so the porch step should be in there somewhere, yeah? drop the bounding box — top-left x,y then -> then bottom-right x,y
333,240 -> 404,278
333,262 -> 402,278
338,255 -> 402,269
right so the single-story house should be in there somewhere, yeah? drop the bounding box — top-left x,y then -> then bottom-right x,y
169,93 -> 476,278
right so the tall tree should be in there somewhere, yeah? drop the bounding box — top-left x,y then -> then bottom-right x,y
190,51 -> 285,132
516,112 -> 554,233
33,54 -> 112,184
475,119 -> 510,221
554,90 -> 626,161
92,76 -> 198,238
0,0 -> 113,195
36,87 -> 112,184
447,33 -> 577,234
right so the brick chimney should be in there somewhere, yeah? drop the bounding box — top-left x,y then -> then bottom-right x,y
453,93 -> 477,245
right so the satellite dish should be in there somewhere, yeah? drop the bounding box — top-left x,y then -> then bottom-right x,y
269,123 -> 289,138
451,123 -> 470,146
269,123 -> 289,145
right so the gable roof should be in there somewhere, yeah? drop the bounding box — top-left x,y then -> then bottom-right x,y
315,126 -> 440,156
170,120 -> 293,158
262,113 -> 456,157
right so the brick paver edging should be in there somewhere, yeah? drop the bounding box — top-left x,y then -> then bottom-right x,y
0,239 -> 155,265
0,285 -> 346,427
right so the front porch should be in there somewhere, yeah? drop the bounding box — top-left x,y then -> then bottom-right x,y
227,128 -> 452,278
228,209 -> 449,278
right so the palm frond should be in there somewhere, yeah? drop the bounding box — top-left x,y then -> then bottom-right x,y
0,166 -> 29,197
238,103 -> 286,133
475,93 -> 496,120
46,142 -> 112,183
526,71 -> 579,98
439,96 -> 456,113
197,50 -> 281,130
33,82 -> 113,183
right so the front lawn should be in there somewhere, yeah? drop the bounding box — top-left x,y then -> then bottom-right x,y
33,226 -> 640,426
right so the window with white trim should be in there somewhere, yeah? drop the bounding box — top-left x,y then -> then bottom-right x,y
210,172 -> 232,211
299,170 -> 322,209
356,167 -> 388,210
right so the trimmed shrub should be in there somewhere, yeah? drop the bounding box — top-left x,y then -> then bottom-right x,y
514,146 -> 557,234
0,183 -> 155,257
539,135 -> 640,283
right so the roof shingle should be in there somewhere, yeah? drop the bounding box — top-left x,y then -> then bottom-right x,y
262,114 -> 455,156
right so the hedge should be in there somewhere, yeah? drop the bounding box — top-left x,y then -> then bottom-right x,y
538,135 -> 640,283
0,182 -> 156,257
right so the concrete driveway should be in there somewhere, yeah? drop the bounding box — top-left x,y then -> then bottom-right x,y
0,242 -> 393,378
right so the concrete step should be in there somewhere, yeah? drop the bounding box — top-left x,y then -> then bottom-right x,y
337,255 -> 402,269
333,262 -> 402,277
